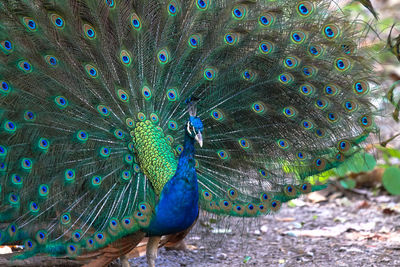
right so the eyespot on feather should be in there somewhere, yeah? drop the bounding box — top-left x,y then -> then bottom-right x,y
297,151 -> 307,160
360,115 -> 373,128
279,73 -> 294,84
335,152 -> 346,162
324,84 -> 339,96
242,69 -> 256,81
224,33 -> 239,45
299,182 -> 312,193
251,102 -> 265,114
323,24 -> 340,40
315,128 -> 326,138
35,230 -> 48,245
211,109 -> 224,121
335,57 -> 351,72
232,5 -> 246,20
97,105 -> 111,117
277,139 -> 290,149
117,89 -> 130,102
105,0 -> 115,8
202,190 -> 213,201
83,24 -> 96,39
259,13 -> 275,27
270,200 -> 281,212
291,30 -> 307,44
219,200 -> 232,212
314,158 -> 327,171
157,49 -> 170,64
131,13 -> 142,30
337,139 -> 351,153
341,41 -> 356,55
168,1 -> 180,16
259,169 -> 269,178
217,149 -> 229,160
297,1 -> 314,17
55,96 -> 68,109
50,14 -> 65,29
353,81 -> 369,95
0,40 -> 13,53
259,41 -> 274,55
238,138 -> 251,150
315,98 -> 329,110
300,83 -> 314,96
233,204 -> 245,216
45,55 -> 58,66
196,0 -> 210,10
302,66 -> 317,78
308,44 -> 324,57
85,64 -> 98,78
227,188 -> 238,200
188,34 -> 201,48
22,17 -> 37,32
343,100 -> 358,112
301,120 -> 314,130
283,56 -> 300,69
284,185 -> 297,197
327,112 -> 340,123
142,86 -> 152,100
139,202 -> 152,214
204,68 -> 216,80
283,106 -> 296,118
18,60 -> 33,73
120,50 -> 132,66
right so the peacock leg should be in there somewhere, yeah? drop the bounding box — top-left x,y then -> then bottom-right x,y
146,235 -> 162,267
120,254 -> 130,267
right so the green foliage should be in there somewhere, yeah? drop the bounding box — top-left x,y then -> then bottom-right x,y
367,145 -> 400,195
382,167 -> 400,195
307,169 -> 335,184
376,145 -> 400,162
333,152 -> 376,177
243,256 -> 252,264
340,178 -> 356,189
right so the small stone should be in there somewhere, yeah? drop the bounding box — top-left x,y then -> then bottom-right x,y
216,253 -> 227,260
347,247 -> 363,253
292,222 -> 303,229
260,225 -> 268,233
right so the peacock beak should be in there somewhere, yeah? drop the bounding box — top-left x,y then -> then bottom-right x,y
195,131 -> 203,147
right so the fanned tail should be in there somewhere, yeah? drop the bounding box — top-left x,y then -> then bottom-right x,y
0,0 -> 377,260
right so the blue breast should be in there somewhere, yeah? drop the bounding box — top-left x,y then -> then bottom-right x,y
146,134 -> 199,236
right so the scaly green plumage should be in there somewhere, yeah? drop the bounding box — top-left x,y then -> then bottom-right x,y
0,0 -> 378,265
134,119 -> 178,195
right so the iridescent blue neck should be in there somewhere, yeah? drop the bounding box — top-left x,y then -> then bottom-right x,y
147,131 -> 199,236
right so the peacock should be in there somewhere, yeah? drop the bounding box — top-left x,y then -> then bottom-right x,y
0,0 -> 378,266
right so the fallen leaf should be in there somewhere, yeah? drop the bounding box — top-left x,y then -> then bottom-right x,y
276,217 -> 295,222
283,222 -> 376,238
357,200 -> 371,209
307,191 -> 328,203
383,207 -> 398,215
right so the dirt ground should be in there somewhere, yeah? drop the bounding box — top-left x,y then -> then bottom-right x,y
129,184 -> 400,267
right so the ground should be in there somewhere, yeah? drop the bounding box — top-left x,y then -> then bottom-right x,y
129,184 -> 400,267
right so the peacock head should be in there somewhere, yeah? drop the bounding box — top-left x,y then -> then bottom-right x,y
187,116 -> 203,147
186,96 -> 203,147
